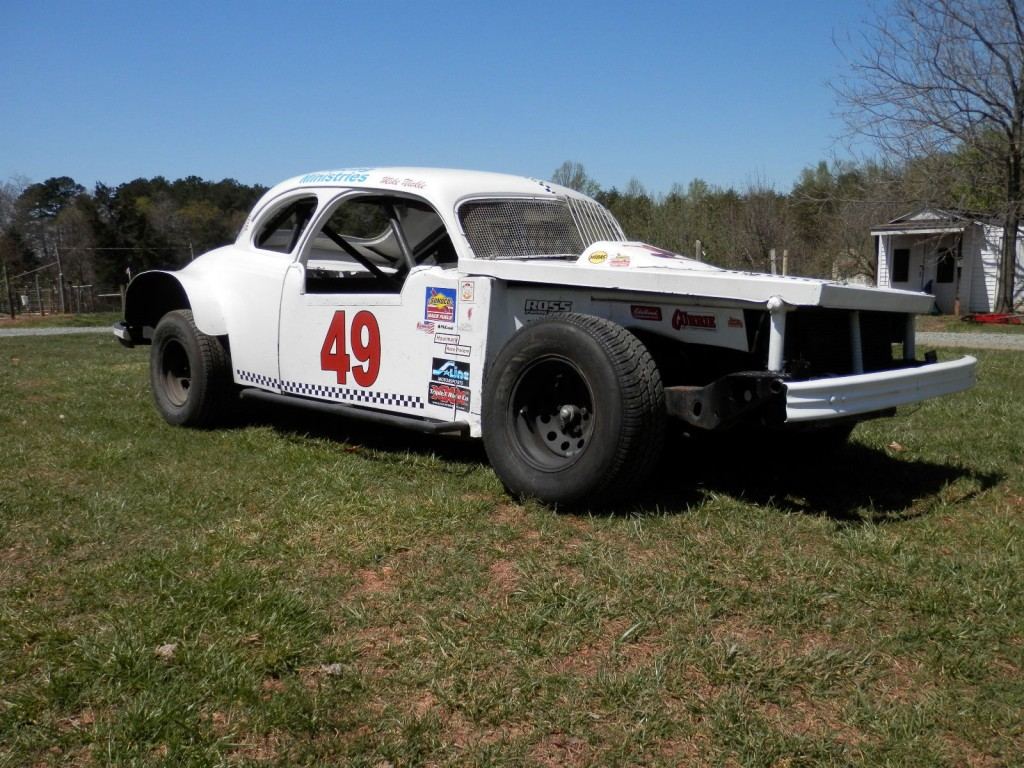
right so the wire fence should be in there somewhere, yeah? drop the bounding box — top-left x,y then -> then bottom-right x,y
1,261 -> 124,318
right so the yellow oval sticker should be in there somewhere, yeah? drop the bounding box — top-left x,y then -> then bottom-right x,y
588,251 -> 608,264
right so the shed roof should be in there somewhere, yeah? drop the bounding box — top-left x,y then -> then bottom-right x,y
870,206 -> 994,236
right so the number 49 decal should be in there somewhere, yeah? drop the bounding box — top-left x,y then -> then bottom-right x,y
320,310 -> 381,386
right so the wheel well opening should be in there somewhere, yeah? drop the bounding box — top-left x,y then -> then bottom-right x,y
628,328 -> 762,387
125,273 -> 191,330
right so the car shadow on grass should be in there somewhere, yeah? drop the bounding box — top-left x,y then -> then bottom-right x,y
632,431 -> 1003,524
234,399 -> 489,468
231,403 -> 1001,524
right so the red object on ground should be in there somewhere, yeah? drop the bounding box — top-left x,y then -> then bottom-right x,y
962,313 -> 1024,325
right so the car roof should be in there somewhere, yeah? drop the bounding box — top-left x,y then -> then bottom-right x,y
255,166 -> 590,215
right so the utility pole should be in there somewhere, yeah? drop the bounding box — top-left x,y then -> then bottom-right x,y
782,249 -> 788,276
770,248 -> 777,275
694,239 -> 702,262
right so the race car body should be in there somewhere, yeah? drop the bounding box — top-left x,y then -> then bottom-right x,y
115,167 -> 976,505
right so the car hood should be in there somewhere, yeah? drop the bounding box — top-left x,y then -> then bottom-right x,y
460,241 -> 934,314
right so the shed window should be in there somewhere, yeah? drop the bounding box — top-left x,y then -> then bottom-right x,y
936,250 -> 955,283
892,248 -> 910,283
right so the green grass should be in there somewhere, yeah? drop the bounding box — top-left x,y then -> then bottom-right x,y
1,336 -> 1021,766
917,314 -> 1024,334
0,312 -> 121,329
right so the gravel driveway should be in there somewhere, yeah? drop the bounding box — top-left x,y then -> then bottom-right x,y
0,326 -> 112,337
916,331 -> 1024,351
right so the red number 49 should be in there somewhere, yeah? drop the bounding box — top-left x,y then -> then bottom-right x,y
320,310 -> 381,386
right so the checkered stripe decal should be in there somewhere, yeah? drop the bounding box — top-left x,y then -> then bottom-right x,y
237,370 -> 279,388
237,369 -> 423,410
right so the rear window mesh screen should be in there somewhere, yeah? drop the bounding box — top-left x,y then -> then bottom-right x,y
567,196 -> 626,244
459,199 -> 619,260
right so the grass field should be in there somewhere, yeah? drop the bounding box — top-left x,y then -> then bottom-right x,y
917,314 -> 1024,335
1,336 -> 1021,766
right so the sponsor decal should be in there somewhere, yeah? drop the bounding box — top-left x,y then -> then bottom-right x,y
672,309 -> 717,330
425,286 -> 456,323
630,305 -> 662,321
460,280 -> 475,302
380,175 -> 426,189
609,253 -> 631,267
646,246 -> 678,259
524,298 -> 573,315
416,321 -> 436,334
431,357 -> 471,386
444,343 -> 472,357
588,251 -> 608,264
299,169 -> 371,184
728,316 -> 744,328
428,381 -> 470,411
434,332 -> 460,345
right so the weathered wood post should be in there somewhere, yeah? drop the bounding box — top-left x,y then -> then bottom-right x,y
2,259 -> 14,319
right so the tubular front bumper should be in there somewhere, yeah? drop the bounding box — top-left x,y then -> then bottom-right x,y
784,356 -> 977,422
112,321 -> 149,348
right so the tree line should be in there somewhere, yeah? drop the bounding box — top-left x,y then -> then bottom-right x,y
0,144 -> 1007,309
0,175 -> 267,305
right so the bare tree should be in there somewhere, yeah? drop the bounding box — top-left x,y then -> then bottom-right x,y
550,161 -> 601,198
836,0 -> 1024,312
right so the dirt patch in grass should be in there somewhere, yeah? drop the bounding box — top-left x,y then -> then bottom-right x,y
0,543 -> 40,587
260,677 -> 287,698
655,732 -> 712,765
488,558 -> 520,595
759,696 -> 866,747
708,614 -> 776,648
872,655 -> 935,704
406,690 -> 528,750
353,624 -> 405,657
227,730 -> 282,764
548,618 -> 665,677
354,566 -> 396,596
528,731 -> 590,767
58,708 -> 97,733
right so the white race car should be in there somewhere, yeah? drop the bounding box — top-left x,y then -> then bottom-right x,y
115,167 -> 976,506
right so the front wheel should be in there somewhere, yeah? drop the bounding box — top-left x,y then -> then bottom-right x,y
482,313 -> 665,507
150,309 -> 234,427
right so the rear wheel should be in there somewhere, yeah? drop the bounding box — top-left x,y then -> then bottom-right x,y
482,313 -> 664,507
150,309 -> 234,427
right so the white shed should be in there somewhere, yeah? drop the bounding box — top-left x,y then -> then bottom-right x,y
872,208 -> 1024,314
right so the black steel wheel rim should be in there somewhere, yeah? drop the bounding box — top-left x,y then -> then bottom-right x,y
160,339 -> 192,407
508,355 -> 595,471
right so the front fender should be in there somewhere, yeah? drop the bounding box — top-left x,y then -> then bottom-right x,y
123,269 -> 228,340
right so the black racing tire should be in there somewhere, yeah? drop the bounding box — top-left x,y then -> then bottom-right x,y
150,309 -> 234,428
482,313 -> 665,508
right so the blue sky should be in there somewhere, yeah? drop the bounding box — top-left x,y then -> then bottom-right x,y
2,0 -> 876,195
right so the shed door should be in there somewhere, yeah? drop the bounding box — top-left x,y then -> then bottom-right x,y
932,248 -> 958,313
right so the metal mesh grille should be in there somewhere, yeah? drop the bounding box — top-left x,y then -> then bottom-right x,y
567,196 -> 626,243
459,199 -> 584,259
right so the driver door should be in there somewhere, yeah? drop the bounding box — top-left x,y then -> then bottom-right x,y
277,191 -> 457,419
